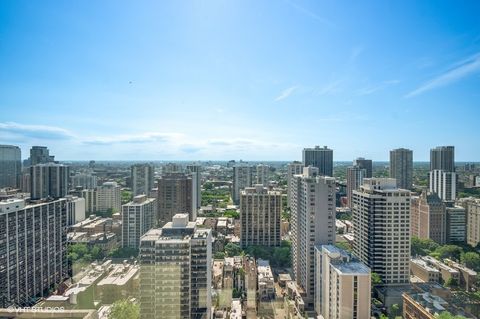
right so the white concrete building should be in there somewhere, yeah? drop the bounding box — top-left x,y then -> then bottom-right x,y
97,181 -> 121,213
121,195 -> 156,249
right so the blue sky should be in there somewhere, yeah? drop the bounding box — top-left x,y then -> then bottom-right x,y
1,0 -> 479,161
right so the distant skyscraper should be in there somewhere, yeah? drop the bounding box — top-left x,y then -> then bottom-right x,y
30,163 -> 69,200
0,198 -> 68,308
232,164 -> 253,204
157,172 -> 193,226
446,205 -> 466,243
389,148 -> 413,189
346,165 -> 366,208
29,146 -> 55,166
122,195 -> 156,249
256,164 -> 269,186
81,188 -> 97,214
240,185 -> 281,247
0,145 -> 21,188
302,145 -> 333,177
410,192 -> 446,245
315,245 -> 371,319
430,146 -> 455,172
131,163 -> 154,196
140,214 -> 212,319
286,161 -> 304,208
71,173 -> 97,189
186,164 -> 202,212
429,170 -> 456,201
97,181 -> 121,213
353,157 -> 373,178
353,178 -> 411,285
291,167 -> 336,306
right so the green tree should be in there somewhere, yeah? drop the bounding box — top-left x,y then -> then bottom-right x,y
371,272 -> 382,286
225,243 -> 242,257
214,252 -> 225,259
445,277 -> 458,288
389,304 -> 400,319
411,237 -> 439,256
109,247 -> 139,258
434,245 -> 463,261
108,299 -> 140,319
461,252 -> 480,271
437,311 -> 467,319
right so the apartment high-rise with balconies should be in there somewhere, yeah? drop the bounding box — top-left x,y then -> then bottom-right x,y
131,163 -> 154,196
0,145 -> 22,188
139,214 -> 212,319
97,181 -> 121,213
232,164 -> 253,204
122,195 -> 156,249
353,178 -> 411,285
286,161 -> 304,208
430,146 -> 455,172
410,192 -> 446,244
346,165 -> 366,208
290,167 -> 336,307
389,148 -> 413,189
240,185 -> 281,247
302,145 -> 333,177
30,163 -> 69,200
256,164 -> 269,186
157,172 -> 193,226
429,170 -> 456,202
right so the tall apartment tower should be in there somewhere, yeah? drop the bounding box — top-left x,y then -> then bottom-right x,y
71,173 -> 97,189
353,178 -> 411,285
291,167 -> 336,306
29,146 -> 55,166
346,165 -> 366,208
353,157 -> 373,178
459,198 -> 480,247
256,164 -> 270,186
122,195 -> 157,249
157,173 -> 193,227
30,163 -> 69,200
0,198 -> 69,308
186,164 -> 202,212
139,214 -> 212,319
430,146 -> 455,172
429,170 -> 456,201
315,245 -> 371,319
410,192 -> 446,245
240,185 -> 281,247
131,163 -> 154,196
446,205 -> 466,243
0,145 -> 22,188
302,145 -> 333,177
232,164 -> 253,204
286,161 -> 304,208
97,181 -> 121,213
389,148 -> 413,189
81,188 -> 97,214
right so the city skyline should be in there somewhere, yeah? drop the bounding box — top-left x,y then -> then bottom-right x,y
1,1 -> 480,161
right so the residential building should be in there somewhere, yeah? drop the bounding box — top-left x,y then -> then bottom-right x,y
346,165 -> 366,208
446,205 -> 466,243
389,148 -> 413,189
257,259 -> 275,300
353,157 -> 373,178
139,214 -> 212,319
0,145 -> 21,188
66,195 -> 86,226
30,163 -> 69,199
131,163 -> 154,196
232,164 -> 253,204
315,245 -> 371,319
29,146 -> 55,166
410,258 -> 440,282
256,164 -> 269,186
0,198 -> 69,308
291,167 -> 336,306
287,161 -> 304,208
430,146 -> 455,172
186,163 -> 202,212
302,145 -> 333,177
97,181 -> 121,213
81,188 -> 97,214
71,173 -> 98,189
410,192 -> 446,244
460,198 -> 480,246
122,195 -> 156,249
157,172 -> 193,226
353,178 -> 411,285
429,170 -> 456,201
240,185 -> 281,247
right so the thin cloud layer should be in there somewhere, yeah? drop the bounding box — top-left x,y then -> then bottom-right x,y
275,85 -> 299,101
0,122 -> 74,140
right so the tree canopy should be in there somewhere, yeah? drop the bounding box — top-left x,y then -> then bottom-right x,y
108,299 -> 139,319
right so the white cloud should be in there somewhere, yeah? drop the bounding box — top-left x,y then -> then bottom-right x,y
357,80 -> 400,96
0,122 -> 74,140
275,85 -> 299,101
406,52 -> 480,98
82,132 -> 183,145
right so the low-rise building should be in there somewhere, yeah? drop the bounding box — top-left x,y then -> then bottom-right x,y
257,259 -> 275,300
410,258 -> 441,283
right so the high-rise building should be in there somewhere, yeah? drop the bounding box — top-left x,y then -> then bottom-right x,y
353,178 -> 411,285
0,145 -> 22,188
286,161 -> 304,208
232,164 -> 253,204
291,167 -> 336,306
131,163 -> 154,196
346,165 -> 366,208
315,245 -> 371,319
429,170 -> 456,202
97,181 -> 121,213
30,163 -> 69,200
0,198 -> 69,308
430,146 -> 455,172
353,157 -> 373,178
302,145 -> 333,177
186,164 -> 202,212
81,188 -> 97,214
71,173 -> 97,189
240,185 -> 281,247
410,192 -> 446,244
446,205 -> 466,243
157,173 -> 193,226
460,198 -> 480,247
389,148 -> 413,189
29,146 -> 55,166
66,195 -> 86,226
256,164 -> 269,186
139,214 -> 212,319
122,195 -> 156,249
